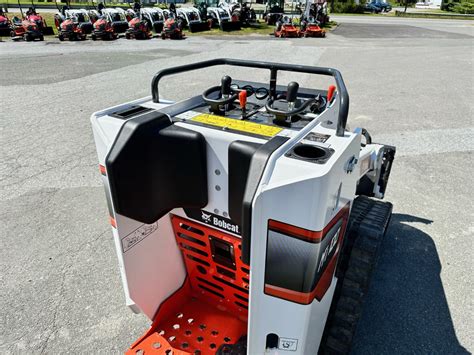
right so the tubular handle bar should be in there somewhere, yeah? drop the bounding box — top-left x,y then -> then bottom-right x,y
151,58 -> 349,137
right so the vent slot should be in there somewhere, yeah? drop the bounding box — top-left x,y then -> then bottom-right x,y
213,276 -> 249,294
234,293 -> 248,303
180,223 -> 205,236
242,277 -> 249,284
216,266 -> 236,280
198,285 -> 224,298
180,243 -> 208,257
111,106 -> 152,119
197,277 -> 224,291
178,233 -> 206,247
186,254 -> 210,266
241,267 -> 250,274
235,301 -> 248,309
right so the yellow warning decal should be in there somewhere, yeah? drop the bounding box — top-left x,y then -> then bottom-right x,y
191,114 -> 283,138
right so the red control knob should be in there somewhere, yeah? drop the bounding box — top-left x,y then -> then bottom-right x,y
327,85 -> 336,102
239,90 -> 247,109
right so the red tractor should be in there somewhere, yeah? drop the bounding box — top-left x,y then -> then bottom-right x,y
161,15 -> 184,40
126,16 -> 152,39
0,10 -> 11,36
57,18 -> 87,41
91,17 -> 117,40
10,15 -> 44,41
274,15 -> 299,38
299,16 -> 325,38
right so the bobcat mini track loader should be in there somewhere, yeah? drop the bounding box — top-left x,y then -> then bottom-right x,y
91,59 -> 395,355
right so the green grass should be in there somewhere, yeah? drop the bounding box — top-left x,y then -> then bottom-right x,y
186,19 -> 337,37
186,21 -> 274,36
329,12 -> 377,15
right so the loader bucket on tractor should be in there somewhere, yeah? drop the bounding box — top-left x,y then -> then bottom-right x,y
220,20 -> 240,31
188,20 -> 210,32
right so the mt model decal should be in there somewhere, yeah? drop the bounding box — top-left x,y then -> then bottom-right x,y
264,204 -> 350,304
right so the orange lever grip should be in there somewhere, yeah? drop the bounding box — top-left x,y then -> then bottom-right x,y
327,85 -> 336,102
239,90 -> 247,109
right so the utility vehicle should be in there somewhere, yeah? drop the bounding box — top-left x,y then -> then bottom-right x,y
91,58 -> 395,355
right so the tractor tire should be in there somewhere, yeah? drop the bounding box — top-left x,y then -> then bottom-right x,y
39,35 -> 44,41
91,34 -> 97,41
125,33 -> 131,40
319,196 -> 393,355
24,34 -> 32,42
58,34 -> 64,41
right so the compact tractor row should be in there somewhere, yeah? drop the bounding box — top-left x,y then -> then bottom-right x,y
53,5 -> 184,41
0,0 -> 258,42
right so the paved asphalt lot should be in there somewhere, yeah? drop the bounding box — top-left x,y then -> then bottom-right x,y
1,15 -> 473,354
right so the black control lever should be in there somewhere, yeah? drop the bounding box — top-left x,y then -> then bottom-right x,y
266,80 -> 318,126
202,75 -> 239,115
286,81 -> 299,103
221,75 -> 232,97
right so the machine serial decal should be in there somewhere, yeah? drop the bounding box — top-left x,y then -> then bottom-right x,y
121,222 -> 158,253
304,132 -> 330,143
184,209 -> 241,235
191,114 -> 283,138
278,337 -> 298,351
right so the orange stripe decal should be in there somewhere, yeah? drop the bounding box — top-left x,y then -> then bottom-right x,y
268,203 -> 350,243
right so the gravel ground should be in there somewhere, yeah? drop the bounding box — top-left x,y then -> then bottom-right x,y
1,15 -> 473,354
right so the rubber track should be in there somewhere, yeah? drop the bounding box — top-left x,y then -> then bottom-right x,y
320,196 -> 393,354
